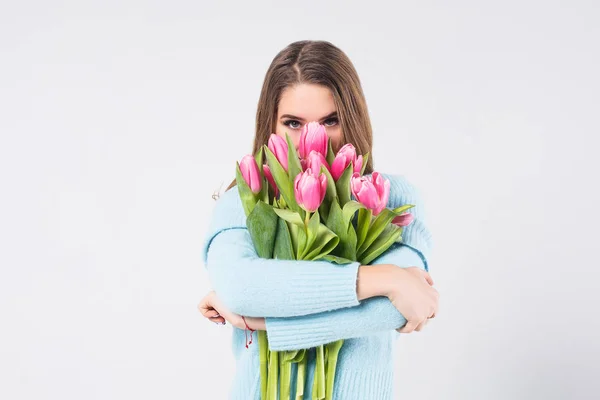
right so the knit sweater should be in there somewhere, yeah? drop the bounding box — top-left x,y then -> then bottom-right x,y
201,173 -> 434,400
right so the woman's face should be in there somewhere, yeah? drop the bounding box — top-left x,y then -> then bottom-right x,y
275,83 -> 342,151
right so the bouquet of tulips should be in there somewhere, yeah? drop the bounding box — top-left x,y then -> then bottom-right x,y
235,122 -> 415,400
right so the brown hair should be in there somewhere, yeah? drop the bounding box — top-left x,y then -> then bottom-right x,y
224,40 -> 374,193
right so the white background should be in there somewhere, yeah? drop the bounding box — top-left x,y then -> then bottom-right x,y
1,1 -> 599,399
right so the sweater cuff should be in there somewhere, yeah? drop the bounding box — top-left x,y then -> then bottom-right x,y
264,296 -> 406,351
270,260 -> 362,315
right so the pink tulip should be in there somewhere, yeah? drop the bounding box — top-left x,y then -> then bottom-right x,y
305,150 -> 330,174
240,155 -> 262,194
331,143 -> 364,180
268,134 -> 289,172
392,212 -> 414,227
350,172 -> 390,215
294,168 -> 327,213
262,164 -> 279,197
298,121 -> 328,159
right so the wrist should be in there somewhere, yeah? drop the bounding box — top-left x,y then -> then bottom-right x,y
243,316 -> 266,331
356,264 -> 396,301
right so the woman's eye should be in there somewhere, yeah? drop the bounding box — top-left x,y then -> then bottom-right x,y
324,118 -> 339,126
283,120 -> 302,129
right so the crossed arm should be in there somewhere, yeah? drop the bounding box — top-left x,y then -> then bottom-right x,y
202,174 -> 434,351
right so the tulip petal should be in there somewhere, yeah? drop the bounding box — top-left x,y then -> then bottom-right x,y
392,213 -> 414,227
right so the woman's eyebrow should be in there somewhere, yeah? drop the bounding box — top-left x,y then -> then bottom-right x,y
280,111 -> 338,121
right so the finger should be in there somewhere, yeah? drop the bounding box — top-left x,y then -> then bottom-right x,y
199,305 -> 220,319
422,271 -> 434,286
415,319 -> 429,332
398,320 -> 419,333
209,315 -> 226,324
198,301 -> 211,313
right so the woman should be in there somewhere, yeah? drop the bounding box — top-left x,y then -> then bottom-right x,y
198,40 -> 439,399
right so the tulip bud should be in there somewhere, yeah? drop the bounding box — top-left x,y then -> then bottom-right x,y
350,172 -> 390,215
268,134 -> 289,172
240,155 -> 262,194
294,168 -> 327,213
263,164 -> 279,197
331,143 -> 363,180
298,121 -> 328,159
305,150 -> 330,174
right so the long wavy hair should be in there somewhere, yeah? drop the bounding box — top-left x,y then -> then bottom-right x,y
222,40 -> 375,195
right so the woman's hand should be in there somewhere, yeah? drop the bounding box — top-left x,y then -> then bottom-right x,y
386,266 -> 439,334
197,291 -> 266,331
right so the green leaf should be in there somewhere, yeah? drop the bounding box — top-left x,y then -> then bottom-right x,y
260,176 -> 269,204
296,226 -> 308,260
322,165 -> 337,202
235,161 -> 258,217
326,200 -> 356,260
318,166 -> 337,222
356,208 -> 372,249
281,350 -> 298,362
288,222 -> 300,258
392,204 -> 415,214
359,223 -> 403,265
254,146 -> 264,174
326,139 -> 335,166
301,210 -> 320,259
286,132 -> 303,183
342,200 -> 365,227
314,254 -> 355,264
318,201 -> 329,223
358,208 -> 397,258
360,152 -> 369,175
246,200 -> 278,259
265,146 -> 300,213
273,208 -> 304,227
279,195 -> 287,209
303,224 -> 339,260
335,162 -> 353,206
346,220 -> 358,257
290,348 -> 306,363
273,218 -> 295,260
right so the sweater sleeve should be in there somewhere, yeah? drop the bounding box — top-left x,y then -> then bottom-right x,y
263,173 -> 434,350
202,187 -> 362,318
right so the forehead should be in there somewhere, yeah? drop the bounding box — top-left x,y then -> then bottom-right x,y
277,84 -> 336,119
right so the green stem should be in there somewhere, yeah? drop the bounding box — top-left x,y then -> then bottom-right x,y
296,356 -> 306,400
312,345 -> 326,399
280,351 -> 292,400
258,331 -> 269,400
267,350 -> 279,400
325,340 -> 344,400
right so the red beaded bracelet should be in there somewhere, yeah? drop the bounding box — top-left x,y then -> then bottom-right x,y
241,316 -> 255,349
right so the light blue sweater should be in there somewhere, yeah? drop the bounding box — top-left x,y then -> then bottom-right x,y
201,173 -> 433,399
